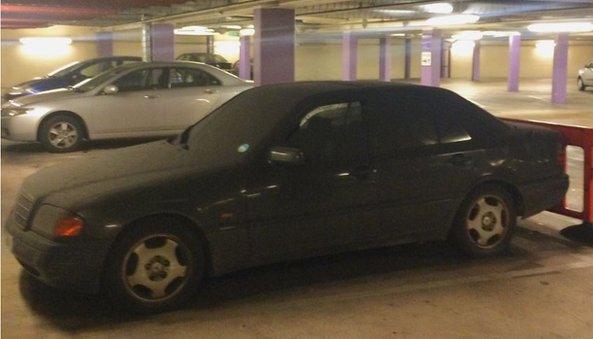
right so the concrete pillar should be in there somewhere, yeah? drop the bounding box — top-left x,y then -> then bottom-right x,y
420,29 -> 441,87
206,35 -> 214,54
96,31 -> 113,57
379,37 -> 391,82
142,23 -> 174,61
552,33 -> 569,104
507,34 -> 521,92
239,35 -> 251,80
342,32 -> 357,81
404,38 -> 411,80
472,41 -> 480,81
253,8 -> 295,86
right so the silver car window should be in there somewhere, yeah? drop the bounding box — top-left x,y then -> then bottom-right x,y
168,68 -> 221,88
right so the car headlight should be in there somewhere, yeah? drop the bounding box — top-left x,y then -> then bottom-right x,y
1,107 -> 32,117
31,204 -> 85,238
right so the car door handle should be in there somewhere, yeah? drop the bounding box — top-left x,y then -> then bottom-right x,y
144,94 -> 159,99
350,165 -> 375,180
448,153 -> 470,166
204,88 -> 216,94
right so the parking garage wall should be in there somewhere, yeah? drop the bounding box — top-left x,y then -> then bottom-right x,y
1,26 -> 101,88
451,41 -> 593,80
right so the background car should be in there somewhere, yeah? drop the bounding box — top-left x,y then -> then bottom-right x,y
176,53 -> 232,71
6,82 -> 568,313
2,56 -> 142,101
1,61 -> 252,152
230,59 -> 253,79
577,60 -> 593,90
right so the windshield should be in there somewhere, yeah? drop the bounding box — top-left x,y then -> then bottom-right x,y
47,61 -> 82,77
73,66 -> 134,92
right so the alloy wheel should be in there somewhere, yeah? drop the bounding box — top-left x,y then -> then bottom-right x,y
122,234 -> 191,302
48,122 -> 78,149
465,195 -> 510,248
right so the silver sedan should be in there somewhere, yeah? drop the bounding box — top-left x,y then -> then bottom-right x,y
1,61 -> 252,152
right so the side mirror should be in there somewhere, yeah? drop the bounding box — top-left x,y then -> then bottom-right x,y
268,146 -> 305,165
103,84 -> 119,95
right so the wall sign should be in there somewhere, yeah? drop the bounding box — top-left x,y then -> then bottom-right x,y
421,51 -> 432,66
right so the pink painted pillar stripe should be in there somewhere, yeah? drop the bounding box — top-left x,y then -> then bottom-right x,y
342,32 -> 357,81
421,29 -> 441,87
472,41 -> 480,81
96,31 -> 113,57
239,35 -> 251,80
379,37 -> 391,82
151,23 -> 174,61
552,33 -> 569,104
508,34 -> 521,92
254,8 -> 295,86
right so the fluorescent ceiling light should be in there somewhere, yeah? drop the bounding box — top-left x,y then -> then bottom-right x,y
390,33 -> 406,37
420,2 -> 453,14
20,37 -> 72,45
483,31 -> 521,37
527,22 -> 593,33
375,9 -> 416,15
239,28 -> 255,36
426,14 -> 480,26
452,30 -> 483,41
221,25 -> 242,30
174,25 -> 215,35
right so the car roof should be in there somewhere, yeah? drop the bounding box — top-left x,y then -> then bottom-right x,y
84,56 -> 142,63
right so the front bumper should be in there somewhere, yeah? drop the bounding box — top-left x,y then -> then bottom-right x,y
519,174 -> 569,218
1,115 -> 39,142
5,214 -> 108,294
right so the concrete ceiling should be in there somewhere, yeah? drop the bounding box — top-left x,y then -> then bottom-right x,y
2,0 -> 593,40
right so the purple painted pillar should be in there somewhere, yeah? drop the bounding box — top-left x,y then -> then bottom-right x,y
342,32 -> 357,81
96,31 -> 113,57
507,34 -> 521,92
150,23 -> 174,61
420,29 -> 441,87
404,38 -> 411,79
379,37 -> 391,82
253,8 -> 295,86
552,33 -> 569,104
472,41 -> 480,81
239,35 -> 251,80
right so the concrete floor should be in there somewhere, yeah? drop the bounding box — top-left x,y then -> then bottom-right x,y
2,79 -> 593,338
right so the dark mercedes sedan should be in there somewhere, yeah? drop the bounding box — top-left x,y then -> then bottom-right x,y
6,82 -> 568,312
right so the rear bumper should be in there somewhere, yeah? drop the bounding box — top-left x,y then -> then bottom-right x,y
5,215 -> 107,294
518,174 -> 569,218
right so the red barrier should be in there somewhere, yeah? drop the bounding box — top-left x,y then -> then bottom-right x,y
502,118 -> 593,225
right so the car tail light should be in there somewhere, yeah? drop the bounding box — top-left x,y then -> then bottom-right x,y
54,216 -> 84,237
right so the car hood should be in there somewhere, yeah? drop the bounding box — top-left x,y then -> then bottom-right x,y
22,140 -> 198,207
9,88 -> 83,107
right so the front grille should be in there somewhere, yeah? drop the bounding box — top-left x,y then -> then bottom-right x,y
14,193 -> 35,229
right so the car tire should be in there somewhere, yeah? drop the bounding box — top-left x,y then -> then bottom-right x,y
450,185 -> 517,257
39,114 -> 84,153
104,218 -> 205,313
578,77 -> 586,91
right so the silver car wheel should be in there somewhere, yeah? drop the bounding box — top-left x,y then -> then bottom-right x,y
578,78 -> 585,90
465,195 -> 509,248
123,234 -> 190,302
48,122 -> 78,149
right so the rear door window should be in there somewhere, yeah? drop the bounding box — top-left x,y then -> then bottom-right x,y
366,92 -> 439,158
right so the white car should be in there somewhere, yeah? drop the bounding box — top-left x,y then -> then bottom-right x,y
578,60 -> 593,91
1,61 -> 252,152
